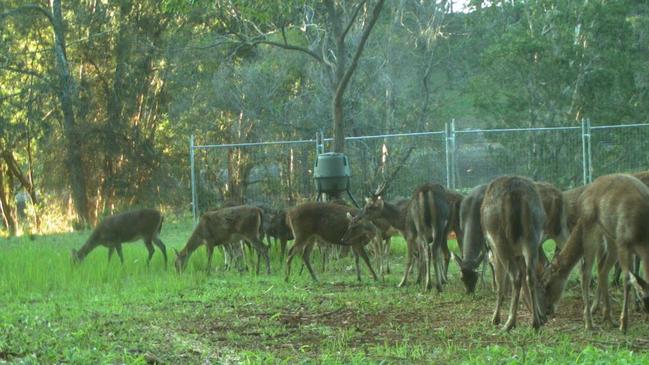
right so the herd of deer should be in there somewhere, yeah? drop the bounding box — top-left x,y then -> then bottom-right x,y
70,171 -> 649,333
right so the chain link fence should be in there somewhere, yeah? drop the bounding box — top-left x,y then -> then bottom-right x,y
190,121 -> 649,221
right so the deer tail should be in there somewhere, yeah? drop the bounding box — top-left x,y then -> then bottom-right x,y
503,190 -> 523,244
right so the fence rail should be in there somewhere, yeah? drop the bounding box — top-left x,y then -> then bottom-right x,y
189,120 -> 649,222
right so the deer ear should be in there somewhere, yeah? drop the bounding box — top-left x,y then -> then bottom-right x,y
346,212 -> 353,221
629,272 -> 649,293
451,251 -> 463,268
365,197 -> 371,204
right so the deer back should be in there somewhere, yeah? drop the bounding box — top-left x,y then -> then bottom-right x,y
481,176 -> 545,251
94,208 -> 163,244
203,205 -> 263,243
581,174 -> 649,242
405,183 -> 449,242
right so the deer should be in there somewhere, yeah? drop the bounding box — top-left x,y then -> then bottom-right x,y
481,176 -> 546,331
284,202 -> 380,283
453,181 -> 564,294
265,209 -> 293,260
539,173 -> 649,333
174,205 -> 271,275
70,208 -> 167,267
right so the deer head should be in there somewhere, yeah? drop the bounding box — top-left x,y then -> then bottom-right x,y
340,212 -> 379,246
451,251 -> 483,294
174,248 -> 189,273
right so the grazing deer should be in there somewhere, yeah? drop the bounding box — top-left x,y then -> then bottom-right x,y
482,176 -> 546,331
71,208 -> 167,267
356,196 -> 410,276
453,181 -> 566,294
453,184 -> 488,294
174,205 -> 271,274
284,202 -> 379,282
400,183 -> 451,291
540,174 -> 649,332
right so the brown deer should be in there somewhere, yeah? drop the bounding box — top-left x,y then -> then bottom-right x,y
481,176 -> 546,331
400,183 -> 451,291
356,196 -> 409,276
71,208 -> 167,267
453,181 -> 566,294
265,209 -> 293,260
284,202 -> 380,282
540,174 -> 649,332
452,184 -> 488,294
174,205 -> 271,274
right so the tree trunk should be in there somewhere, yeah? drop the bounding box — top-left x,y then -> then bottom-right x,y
0,164 -> 17,236
50,0 -> 90,227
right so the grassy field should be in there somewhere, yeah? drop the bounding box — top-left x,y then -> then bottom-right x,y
1,217 -> 649,364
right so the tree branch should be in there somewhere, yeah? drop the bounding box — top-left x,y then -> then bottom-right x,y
0,4 -> 53,23
336,0 -> 385,98
340,0 -> 368,42
255,39 -> 324,64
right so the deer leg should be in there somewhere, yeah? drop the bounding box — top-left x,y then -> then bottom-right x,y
353,244 -> 379,282
503,260 -> 522,332
301,243 -> 318,282
115,244 -> 125,264
384,237 -> 391,274
206,244 -> 215,275
491,255 -> 506,325
523,246 -> 543,329
280,238 -> 287,261
144,240 -> 155,266
581,239 -> 596,331
153,237 -> 168,269
422,241 -> 432,291
108,247 -> 115,262
352,248 -> 361,282
285,242 -> 302,282
398,237 -> 416,288
594,245 -> 617,328
434,237 -> 445,292
441,238 -> 451,284
619,250 -> 633,333
248,238 -> 270,275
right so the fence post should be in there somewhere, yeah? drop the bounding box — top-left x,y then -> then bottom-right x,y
445,122 -> 452,189
586,118 -> 593,183
450,119 -> 457,190
581,119 -> 593,185
190,135 -> 198,224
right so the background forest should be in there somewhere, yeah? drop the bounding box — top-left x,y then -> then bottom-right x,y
1,0 -> 648,236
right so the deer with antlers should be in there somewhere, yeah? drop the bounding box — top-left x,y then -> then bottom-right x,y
540,174 -> 649,332
174,205 -> 271,274
482,176 -> 546,331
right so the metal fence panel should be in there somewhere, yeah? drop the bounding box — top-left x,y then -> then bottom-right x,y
344,132 -> 447,201
590,124 -> 649,179
190,122 -> 649,222
453,127 -> 583,192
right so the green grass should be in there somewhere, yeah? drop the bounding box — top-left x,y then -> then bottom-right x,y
1,218 -> 649,364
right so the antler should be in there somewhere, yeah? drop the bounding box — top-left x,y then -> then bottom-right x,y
372,146 -> 414,197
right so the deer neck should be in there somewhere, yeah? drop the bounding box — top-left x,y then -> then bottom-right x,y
180,223 -> 207,257
552,221 -> 585,278
76,232 -> 100,261
381,202 -> 406,231
461,224 -> 484,271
